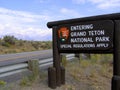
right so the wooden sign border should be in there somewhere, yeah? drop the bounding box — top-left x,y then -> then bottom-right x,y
47,13 -> 120,90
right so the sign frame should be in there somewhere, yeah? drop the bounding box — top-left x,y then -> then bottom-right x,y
47,13 -> 120,90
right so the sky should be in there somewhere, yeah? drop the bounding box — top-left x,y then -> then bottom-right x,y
0,0 -> 120,41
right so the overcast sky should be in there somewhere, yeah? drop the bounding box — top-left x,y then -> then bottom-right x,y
0,0 -> 119,41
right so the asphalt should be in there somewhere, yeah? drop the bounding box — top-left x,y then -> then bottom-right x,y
0,49 -> 53,83
0,49 -> 52,67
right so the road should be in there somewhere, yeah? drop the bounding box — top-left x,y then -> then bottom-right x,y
0,49 -> 52,67
0,49 -> 75,82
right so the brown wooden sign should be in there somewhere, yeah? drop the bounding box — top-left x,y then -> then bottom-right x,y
47,13 -> 120,90
57,20 -> 114,53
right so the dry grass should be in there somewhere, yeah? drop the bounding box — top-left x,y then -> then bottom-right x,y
0,40 -> 52,54
0,54 -> 113,90
0,35 -> 52,54
66,54 -> 113,90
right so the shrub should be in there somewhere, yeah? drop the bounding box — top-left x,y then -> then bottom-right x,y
1,42 -> 11,47
0,80 -> 6,86
2,35 -> 17,45
31,42 -> 39,50
20,77 -> 30,86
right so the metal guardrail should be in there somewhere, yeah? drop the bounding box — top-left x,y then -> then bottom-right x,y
0,54 -> 75,78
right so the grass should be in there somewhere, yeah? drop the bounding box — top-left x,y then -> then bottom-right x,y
16,54 -> 112,90
20,60 -> 40,87
20,74 -> 40,87
0,80 -> 6,86
0,35 -> 52,54
63,84 -> 76,90
1,41 -> 52,54
66,54 -> 113,90
0,54 -> 113,90
0,80 -> 14,90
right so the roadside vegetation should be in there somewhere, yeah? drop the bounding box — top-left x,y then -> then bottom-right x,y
0,35 -> 113,90
65,54 -> 113,90
0,54 -> 113,90
0,35 -> 52,54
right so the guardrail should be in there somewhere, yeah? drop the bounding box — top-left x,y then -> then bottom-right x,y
0,54 -> 75,78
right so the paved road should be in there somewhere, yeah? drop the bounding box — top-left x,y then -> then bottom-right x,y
0,49 -> 52,67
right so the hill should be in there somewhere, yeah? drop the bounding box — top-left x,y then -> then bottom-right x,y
0,35 -> 52,54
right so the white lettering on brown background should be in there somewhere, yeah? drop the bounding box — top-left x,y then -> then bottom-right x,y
59,21 -> 112,50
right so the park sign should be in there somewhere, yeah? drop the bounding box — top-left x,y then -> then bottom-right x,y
57,20 -> 114,53
47,13 -> 120,90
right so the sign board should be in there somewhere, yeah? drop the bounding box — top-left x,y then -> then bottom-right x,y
47,13 -> 120,90
57,20 -> 114,53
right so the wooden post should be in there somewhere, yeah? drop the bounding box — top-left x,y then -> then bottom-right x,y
75,53 -> 80,59
28,59 -> 39,77
48,67 -> 56,89
53,26 -> 61,86
61,66 -> 65,84
112,20 -> 120,90
61,55 -> 67,67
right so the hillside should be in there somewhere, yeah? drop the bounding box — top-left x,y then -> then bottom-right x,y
0,35 -> 52,54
